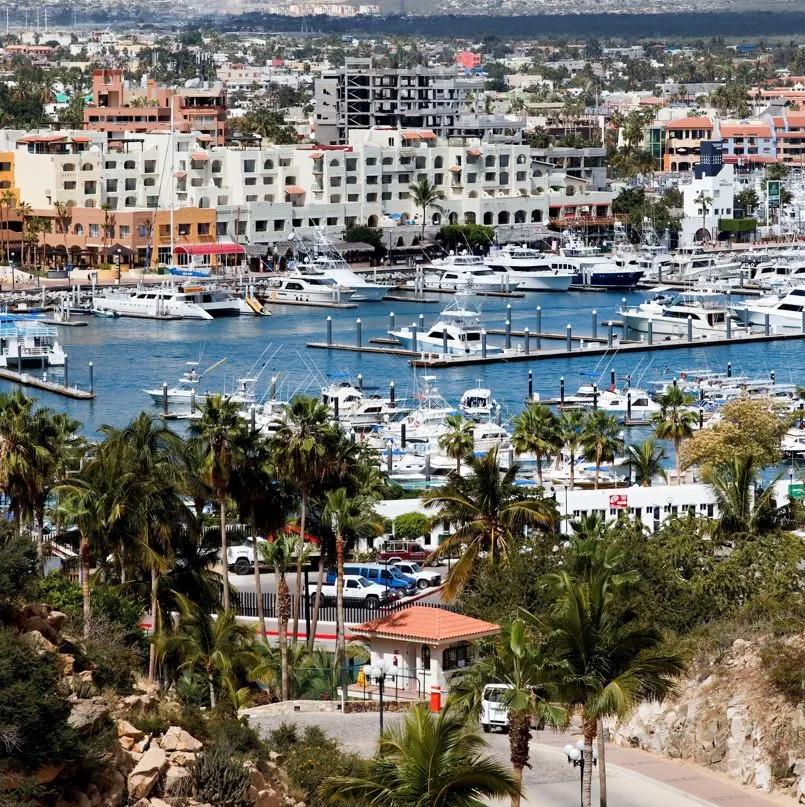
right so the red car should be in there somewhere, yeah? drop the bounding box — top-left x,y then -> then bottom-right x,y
377,541 -> 429,563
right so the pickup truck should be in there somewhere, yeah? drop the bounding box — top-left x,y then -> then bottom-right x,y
391,561 -> 442,590
226,537 -> 268,575
308,575 -> 391,610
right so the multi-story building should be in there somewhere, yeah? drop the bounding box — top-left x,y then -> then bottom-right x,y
84,70 -> 228,146
314,58 -> 487,145
529,146 -> 607,191
681,142 -> 734,246
718,120 -> 777,168
662,116 -> 713,173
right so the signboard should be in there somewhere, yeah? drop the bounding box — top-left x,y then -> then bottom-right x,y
789,482 -> 804,500
609,494 -> 628,509
767,180 -> 781,209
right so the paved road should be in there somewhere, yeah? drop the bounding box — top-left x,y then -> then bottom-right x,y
247,711 -> 774,807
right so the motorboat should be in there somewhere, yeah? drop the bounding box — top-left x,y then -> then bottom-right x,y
320,375 -> 407,428
472,422 -> 512,453
95,283 -> 246,320
561,384 -> 661,417
670,250 -> 742,281
560,234 -> 644,288
484,246 -> 573,291
729,287 -> 805,331
0,315 -> 65,368
619,293 -> 742,338
410,253 -> 519,293
262,271 -> 354,305
296,255 -> 387,302
459,386 -> 499,420
390,292 -> 504,356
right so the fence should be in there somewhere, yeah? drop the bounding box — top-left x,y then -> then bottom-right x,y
233,590 -> 453,628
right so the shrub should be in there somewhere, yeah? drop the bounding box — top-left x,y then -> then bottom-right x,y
36,573 -> 82,619
760,641 -> 805,703
207,710 -> 266,757
0,527 -> 37,607
266,722 -> 299,754
192,744 -> 250,807
84,613 -> 140,694
392,512 -> 429,543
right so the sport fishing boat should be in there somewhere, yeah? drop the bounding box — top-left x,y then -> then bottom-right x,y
484,246 -> 573,291
459,386 -> 499,421
410,253 -> 519,293
389,292 -> 504,355
95,283 -> 246,320
560,234 -> 644,288
728,287 -> 805,331
262,271 -> 355,305
618,292 -> 742,338
320,374 -> 407,428
0,315 -> 65,369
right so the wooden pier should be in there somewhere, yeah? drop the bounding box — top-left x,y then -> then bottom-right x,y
0,368 -> 94,399
306,342 -> 427,358
486,328 -> 609,344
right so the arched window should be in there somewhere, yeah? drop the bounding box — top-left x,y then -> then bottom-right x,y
531,210 -> 543,223
514,210 -> 526,224
434,156 -> 443,169
483,212 -> 493,226
485,155 -> 495,167
448,211 -> 458,224
329,159 -> 340,167
464,212 -> 476,225
284,176 -> 296,186
125,196 -> 136,207
367,214 -> 378,227
212,160 -> 222,173
66,199 -> 76,208
498,211 -> 510,224
431,212 -> 441,225
62,162 -> 75,172
74,224 -> 84,235
124,160 -> 135,169
81,162 -> 93,171
263,159 -> 273,170
468,190 -> 478,199
421,645 -> 431,670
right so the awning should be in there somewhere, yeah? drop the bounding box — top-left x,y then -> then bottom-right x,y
174,243 -> 246,256
284,186 -> 306,194
401,131 -> 421,140
309,151 -> 323,159
174,170 -> 187,179
449,165 -> 461,173
467,148 -> 482,156
419,131 -> 437,140
71,135 -> 92,143
190,152 -> 209,161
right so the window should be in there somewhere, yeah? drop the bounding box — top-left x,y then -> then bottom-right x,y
74,224 -> 84,236
366,193 -> 377,202
331,194 -> 341,203
434,173 -> 443,185
144,161 -> 156,174
382,156 -> 393,166
442,642 -> 472,671
63,181 -> 76,190
125,196 -> 136,208
263,158 -> 274,170
366,157 -> 377,166
125,178 -> 136,191
244,159 -> 255,173
421,645 -> 431,670
138,224 -> 149,237
212,160 -> 222,173
89,224 -> 99,238
237,221 -> 247,235
255,220 -> 267,232
327,217 -> 338,226
106,179 -> 118,192
263,176 -> 274,185
104,161 -> 116,170
178,223 -> 190,236
119,225 -> 130,238
399,173 -> 410,184
216,221 -> 227,236
124,160 -> 135,170
245,177 -> 257,186
274,220 -> 285,231
82,162 -> 93,171
346,158 -> 357,171
198,223 -> 210,236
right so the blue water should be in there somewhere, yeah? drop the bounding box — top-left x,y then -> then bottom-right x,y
8,289 -> 805,438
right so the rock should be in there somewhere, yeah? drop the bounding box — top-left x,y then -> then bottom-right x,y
250,767 -> 267,791
25,629 -> 59,653
76,794 -> 92,807
793,759 -> 805,778
253,790 -> 282,807
118,720 -> 145,742
163,765 -> 193,796
130,800 -> 152,807
100,769 -> 126,807
21,614 -> 61,644
68,698 -> 110,734
160,725 -> 202,752
755,762 -> 772,792
57,654 -> 76,676
150,799 -> 172,807
47,609 -> 68,631
127,746 -> 168,800
796,775 -> 805,802
132,735 -> 151,754
268,750 -> 282,762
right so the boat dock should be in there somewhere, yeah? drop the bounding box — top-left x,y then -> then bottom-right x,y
0,368 -> 94,399
261,299 -> 357,310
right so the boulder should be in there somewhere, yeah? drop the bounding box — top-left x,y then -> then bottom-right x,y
25,629 -> 58,653
99,769 -> 126,807
249,767 -> 267,791
163,765 -> 193,796
57,654 -> 76,676
168,750 -> 197,767
151,799 -> 172,807
20,614 -> 61,644
127,746 -> 168,800
130,800 -> 152,807
796,775 -> 805,802
117,720 -> 145,742
47,610 -> 68,631
68,698 -> 110,734
754,762 -> 772,792
253,790 -> 282,807
160,725 -> 202,752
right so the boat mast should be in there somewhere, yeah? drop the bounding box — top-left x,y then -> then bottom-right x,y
170,100 -> 175,270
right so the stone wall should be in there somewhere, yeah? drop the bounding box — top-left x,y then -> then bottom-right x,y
611,638 -> 805,800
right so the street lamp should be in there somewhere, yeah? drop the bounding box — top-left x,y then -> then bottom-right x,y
364,662 -> 389,734
564,740 -> 597,807
116,248 -> 121,282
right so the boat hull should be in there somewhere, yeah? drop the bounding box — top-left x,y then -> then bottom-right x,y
392,333 -> 504,355
572,270 -> 644,288
505,272 -> 573,292
623,313 -> 730,337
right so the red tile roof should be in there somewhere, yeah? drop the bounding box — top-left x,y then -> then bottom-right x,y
354,606 -> 498,643
720,124 -> 771,138
665,117 -> 713,129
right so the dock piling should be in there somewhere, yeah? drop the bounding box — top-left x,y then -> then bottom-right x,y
411,324 -> 418,353
389,381 -> 395,405
528,370 -> 533,401
505,320 -> 511,349
64,353 -> 69,388
591,309 -> 597,339
771,370 -> 776,385
162,382 -> 168,416
386,441 -> 392,473
88,361 -> 94,395
608,322 -> 614,348
481,331 -> 487,358
190,389 -> 196,415
271,376 -> 277,400
648,319 -> 653,346
419,313 -> 425,332
765,313 -> 770,337
560,376 -> 565,405
566,324 -> 572,353
727,361 -> 732,378
442,328 -> 448,356
610,369 -> 615,391
627,391 -> 632,420
389,312 -> 395,332
250,404 -> 256,434
358,374 -> 363,391
424,452 -> 431,482
524,327 -> 530,355
592,383 -> 598,410
802,309 -> 805,334
401,423 -> 407,449
356,319 -> 362,348
726,315 -> 731,340
326,316 -> 332,346
687,315 -> 693,343
536,307 -> 542,350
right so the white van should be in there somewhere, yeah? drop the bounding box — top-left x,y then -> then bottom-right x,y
481,684 -> 511,733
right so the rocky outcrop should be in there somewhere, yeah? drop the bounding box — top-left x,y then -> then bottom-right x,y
612,637 -> 805,799
127,746 -> 168,800
68,697 -> 111,735
160,725 -> 203,753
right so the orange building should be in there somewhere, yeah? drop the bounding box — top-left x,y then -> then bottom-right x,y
84,70 -> 228,146
663,117 -> 713,172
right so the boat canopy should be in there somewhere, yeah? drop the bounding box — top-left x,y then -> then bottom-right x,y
174,244 -> 246,256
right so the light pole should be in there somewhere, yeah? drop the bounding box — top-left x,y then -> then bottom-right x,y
364,662 -> 389,734
116,248 -> 121,282
564,740 -> 597,807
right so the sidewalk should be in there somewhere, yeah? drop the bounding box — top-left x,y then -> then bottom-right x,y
535,730 -> 786,807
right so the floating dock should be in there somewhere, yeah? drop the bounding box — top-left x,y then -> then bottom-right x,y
260,298 -> 357,310
306,342 -> 427,358
0,368 -> 94,399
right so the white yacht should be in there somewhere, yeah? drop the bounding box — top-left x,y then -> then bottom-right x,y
95,283 -> 245,320
459,386 -> 498,420
670,251 -> 742,281
411,253 -> 518,293
390,293 -> 504,355
751,259 -> 805,288
561,384 -> 660,417
484,246 -> 573,291
320,376 -> 407,428
263,271 -> 354,305
296,256 -> 387,302
729,287 -> 805,331
619,293 -> 741,338
0,316 -> 65,369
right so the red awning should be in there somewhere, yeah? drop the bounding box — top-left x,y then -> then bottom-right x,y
190,151 -> 209,161
174,243 -> 245,256
284,185 -> 306,194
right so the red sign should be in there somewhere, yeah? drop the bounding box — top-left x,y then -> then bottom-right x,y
609,494 -> 628,509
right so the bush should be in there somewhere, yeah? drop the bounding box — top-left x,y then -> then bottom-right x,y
266,722 -> 299,754
192,744 -> 250,807
392,512 -> 429,543
0,527 -> 37,608
760,641 -> 805,703
207,710 -> 267,757
36,573 -> 82,619
84,613 -> 141,694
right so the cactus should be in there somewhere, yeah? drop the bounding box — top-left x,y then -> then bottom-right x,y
192,745 -> 250,807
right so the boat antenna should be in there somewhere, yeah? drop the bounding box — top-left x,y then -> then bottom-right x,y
169,100 -> 175,271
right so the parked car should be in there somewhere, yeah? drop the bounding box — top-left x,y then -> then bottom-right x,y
337,563 -> 418,596
308,574 -> 391,609
226,537 -> 268,575
481,684 -> 511,733
377,540 -> 429,563
390,561 -> 441,590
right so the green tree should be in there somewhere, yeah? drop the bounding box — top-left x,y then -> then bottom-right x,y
423,448 -> 557,600
320,704 -> 520,807
190,394 -> 249,612
559,409 -> 586,490
652,386 -> 698,485
343,224 -> 386,258
580,411 -> 623,489
693,190 -> 713,238
235,105 -> 297,144
409,177 -> 444,242
437,223 -> 496,251
449,619 -> 565,807
734,188 -> 759,216
626,438 -> 667,487
765,162 -> 790,182
512,403 -> 562,487
393,511 -> 429,542
438,413 -> 474,475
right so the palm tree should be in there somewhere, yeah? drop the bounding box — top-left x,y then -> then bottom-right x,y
0,189 -> 16,265
449,619 -> 565,807
159,593 -> 258,710
15,201 -> 31,270
423,448 -> 557,600
322,487 -> 381,702
560,409 -> 586,490
39,216 -> 52,273
270,395 -> 335,641
438,413 -> 474,475
693,190 -> 713,240
189,394 -> 248,612
409,177 -> 444,242
54,201 -> 72,265
626,438 -> 667,487
512,403 -> 562,487
529,542 -> 686,807
320,703 -> 520,807
652,386 -> 698,485
580,411 -> 623,489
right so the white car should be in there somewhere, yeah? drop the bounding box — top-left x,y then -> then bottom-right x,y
391,561 -> 442,590
308,574 -> 391,610
227,537 -> 268,575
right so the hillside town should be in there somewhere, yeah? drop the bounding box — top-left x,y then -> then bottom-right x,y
4,21 -> 805,807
